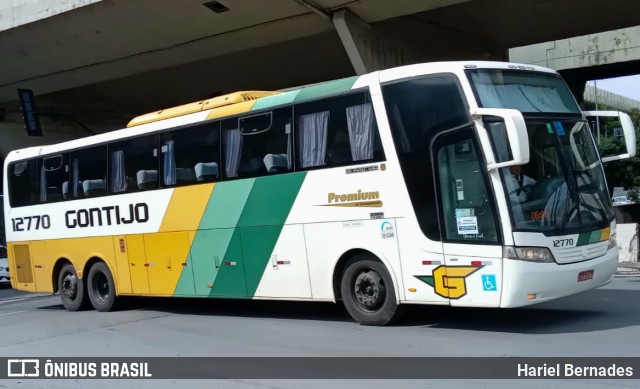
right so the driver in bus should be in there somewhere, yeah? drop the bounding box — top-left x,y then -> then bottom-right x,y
505,164 -> 536,203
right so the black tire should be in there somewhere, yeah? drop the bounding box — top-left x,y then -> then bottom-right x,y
87,262 -> 117,312
58,263 -> 89,311
340,254 -> 403,326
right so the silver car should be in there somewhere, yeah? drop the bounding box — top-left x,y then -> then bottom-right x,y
0,246 -> 10,286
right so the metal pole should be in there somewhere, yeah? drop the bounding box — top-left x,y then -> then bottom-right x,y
594,80 -> 601,144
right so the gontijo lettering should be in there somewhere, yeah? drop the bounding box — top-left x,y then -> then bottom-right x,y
65,203 -> 149,228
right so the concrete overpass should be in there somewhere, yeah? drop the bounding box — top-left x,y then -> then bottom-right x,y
2,0 -> 640,155
583,85 -> 640,112
509,25 -> 640,106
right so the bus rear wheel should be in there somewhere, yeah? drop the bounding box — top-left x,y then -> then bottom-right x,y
340,254 -> 402,326
58,263 -> 89,311
87,262 -> 117,312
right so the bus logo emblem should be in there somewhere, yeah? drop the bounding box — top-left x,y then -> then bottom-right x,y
415,265 -> 482,299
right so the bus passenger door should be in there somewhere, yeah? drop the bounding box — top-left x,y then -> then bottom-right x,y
432,126 -> 503,307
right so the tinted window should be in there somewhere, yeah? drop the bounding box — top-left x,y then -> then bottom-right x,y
161,122 -> 220,186
467,69 -> 581,114
222,108 -> 292,178
433,127 -> 499,243
39,154 -> 68,203
109,136 -> 158,193
9,160 -> 38,207
69,146 -> 108,199
382,75 -> 469,241
294,92 -> 384,169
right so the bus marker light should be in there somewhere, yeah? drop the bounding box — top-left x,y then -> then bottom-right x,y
471,261 -> 492,266
207,284 -> 213,289
144,263 -> 150,267
408,288 -> 417,292
527,294 -> 537,300
422,261 -> 432,265
422,261 -> 441,265
181,262 -> 188,267
277,260 -> 291,265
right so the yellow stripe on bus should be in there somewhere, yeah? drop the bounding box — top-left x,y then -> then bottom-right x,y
159,184 -> 215,233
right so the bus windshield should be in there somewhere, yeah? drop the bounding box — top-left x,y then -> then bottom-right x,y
500,119 -> 613,233
467,68 -> 581,114
468,69 -> 613,234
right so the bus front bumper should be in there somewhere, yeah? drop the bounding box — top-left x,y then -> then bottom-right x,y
500,248 -> 617,308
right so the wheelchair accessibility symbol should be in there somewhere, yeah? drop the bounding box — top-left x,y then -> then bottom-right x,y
482,274 -> 497,291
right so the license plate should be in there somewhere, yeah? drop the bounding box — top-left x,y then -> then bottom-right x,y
577,270 -> 594,282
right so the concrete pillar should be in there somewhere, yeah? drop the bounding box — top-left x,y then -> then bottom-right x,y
332,9 -> 415,75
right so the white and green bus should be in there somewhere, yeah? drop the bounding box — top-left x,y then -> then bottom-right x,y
4,61 -> 635,325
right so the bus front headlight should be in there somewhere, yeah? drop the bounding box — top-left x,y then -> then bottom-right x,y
504,246 -> 555,263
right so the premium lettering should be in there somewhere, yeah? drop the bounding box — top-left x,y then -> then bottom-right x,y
65,203 -> 149,228
328,190 -> 379,203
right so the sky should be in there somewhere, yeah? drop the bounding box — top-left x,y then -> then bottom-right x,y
586,75 -> 640,101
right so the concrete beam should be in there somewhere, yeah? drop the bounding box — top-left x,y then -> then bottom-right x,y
333,9 -> 417,75
509,26 -> 640,71
0,0 -> 102,32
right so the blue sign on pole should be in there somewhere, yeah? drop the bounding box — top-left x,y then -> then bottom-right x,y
17,89 -> 43,136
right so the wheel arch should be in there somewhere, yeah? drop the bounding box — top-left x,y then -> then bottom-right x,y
51,257 -> 73,293
331,248 -> 402,303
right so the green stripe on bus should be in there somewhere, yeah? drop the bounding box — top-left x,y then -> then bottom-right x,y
294,76 -> 359,103
576,230 -> 602,246
200,180 -> 255,229
175,173 -> 306,298
251,90 -> 301,111
235,173 -> 306,296
175,180 -> 255,296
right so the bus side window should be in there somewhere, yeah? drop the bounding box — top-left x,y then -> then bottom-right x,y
161,121 -> 220,186
9,160 -> 38,207
109,135 -> 158,194
294,91 -> 384,170
223,108 -> 292,179
382,74 -> 470,242
69,145 -> 108,199
39,154 -> 68,203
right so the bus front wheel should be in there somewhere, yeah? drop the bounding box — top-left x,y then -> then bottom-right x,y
340,254 -> 402,326
87,262 -> 117,312
58,263 -> 89,311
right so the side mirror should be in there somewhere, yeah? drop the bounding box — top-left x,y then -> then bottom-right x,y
471,108 -> 530,170
584,110 -> 636,163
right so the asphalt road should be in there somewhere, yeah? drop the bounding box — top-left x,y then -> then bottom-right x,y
0,284 -> 30,299
0,277 -> 639,389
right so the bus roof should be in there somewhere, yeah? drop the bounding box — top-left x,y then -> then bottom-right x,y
4,60 -> 559,164
127,60 -> 557,127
